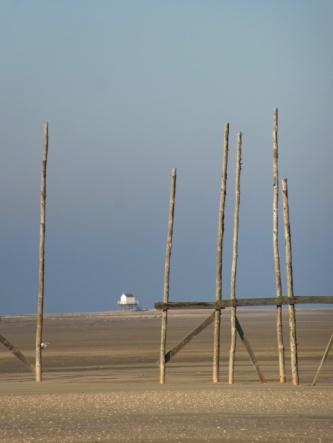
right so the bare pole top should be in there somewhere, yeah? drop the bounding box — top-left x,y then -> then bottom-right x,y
42,122 -> 49,161
273,107 -> 278,124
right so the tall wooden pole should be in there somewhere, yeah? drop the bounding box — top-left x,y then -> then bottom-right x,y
281,178 -> 299,385
228,132 -> 242,384
160,168 -> 177,384
272,108 -> 286,383
35,122 -> 49,383
213,123 -> 229,383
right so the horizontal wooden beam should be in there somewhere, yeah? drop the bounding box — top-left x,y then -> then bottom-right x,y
155,295 -> 333,310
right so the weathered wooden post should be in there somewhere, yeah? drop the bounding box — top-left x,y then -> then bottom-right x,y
160,168 -> 177,384
228,132 -> 242,384
281,178 -> 299,385
35,122 -> 49,383
272,108 -> 286,383
213,123 -> 229,383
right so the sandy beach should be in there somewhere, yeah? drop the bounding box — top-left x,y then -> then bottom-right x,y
0,309 -> 332,442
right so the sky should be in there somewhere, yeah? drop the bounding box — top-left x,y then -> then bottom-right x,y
0,0 -> 332,314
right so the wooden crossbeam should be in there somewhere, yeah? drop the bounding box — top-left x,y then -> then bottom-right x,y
0,332 -> 34,373
155,295 -> 333,310
164,313 -> 215,363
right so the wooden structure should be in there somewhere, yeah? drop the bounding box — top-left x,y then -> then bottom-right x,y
156,296 -> 333,384
157,110 -> 333,384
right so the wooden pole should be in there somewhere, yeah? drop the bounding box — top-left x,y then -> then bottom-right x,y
281,178 -> 299,385
35,122 -> 49,383
213,123 -> 229,383
0,333 -> 34,372
228,132 -> 242,384
160,168 -> 177,384
311,332 -> 333,386
272,108 -> 286,383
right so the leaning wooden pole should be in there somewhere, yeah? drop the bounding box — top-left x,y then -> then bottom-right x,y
160,167 -> 177,384
213,123 -> 229,383
281,178 -> 299,385
165,312 -> 215,363
228,132 -> 242,384
235,318 -> 265,383
311,332 -> 333,386
272,108 -> 286,383
0,333 -> 34,372
35,122 -> 49,383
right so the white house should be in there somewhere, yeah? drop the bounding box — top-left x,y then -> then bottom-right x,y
117,293 -> 139,311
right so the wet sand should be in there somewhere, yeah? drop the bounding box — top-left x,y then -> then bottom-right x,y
0,309 -> 332,442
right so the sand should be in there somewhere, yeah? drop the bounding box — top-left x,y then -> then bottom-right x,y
0,309 -> 332,442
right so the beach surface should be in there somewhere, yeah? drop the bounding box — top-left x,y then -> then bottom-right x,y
0,309 -> 332,442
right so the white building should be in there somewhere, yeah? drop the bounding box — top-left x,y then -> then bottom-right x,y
117,293 -> 140,311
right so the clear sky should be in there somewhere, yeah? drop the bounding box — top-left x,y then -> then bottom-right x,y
0,0 -> 332,313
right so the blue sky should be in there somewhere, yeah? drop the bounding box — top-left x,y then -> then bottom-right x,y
0,1 -> 332,313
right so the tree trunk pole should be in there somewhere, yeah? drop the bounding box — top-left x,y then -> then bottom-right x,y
160,168 -> 177,384
281,178 -> 299,385
35,122 -> 49,383
228,132 -> 242,384
213,123 -> 229,383
272,108 -> 286,383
